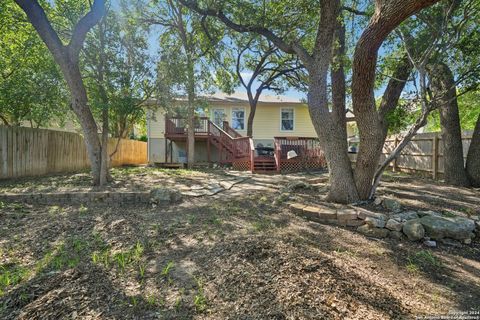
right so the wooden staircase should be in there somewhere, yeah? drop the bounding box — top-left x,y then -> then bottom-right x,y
165,116 -> 283,174
253,156 -> 277,174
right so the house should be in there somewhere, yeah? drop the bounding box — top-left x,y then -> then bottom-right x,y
146,93 -> 356,173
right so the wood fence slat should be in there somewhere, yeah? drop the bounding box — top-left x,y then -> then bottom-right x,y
0,126 -> 147,179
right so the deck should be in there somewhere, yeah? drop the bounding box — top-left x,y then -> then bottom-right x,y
163,116 -> 326,173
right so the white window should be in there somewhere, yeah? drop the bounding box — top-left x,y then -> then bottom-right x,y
231,108 -> 245,130
212,108 -> 226,126
280,108 -> 294,131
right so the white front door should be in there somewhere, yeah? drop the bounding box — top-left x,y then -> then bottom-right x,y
212,108 -> 226,127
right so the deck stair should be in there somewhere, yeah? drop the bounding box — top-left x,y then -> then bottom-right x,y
253,156 -> 277,173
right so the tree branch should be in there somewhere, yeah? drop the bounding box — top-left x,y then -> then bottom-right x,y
68,0 -> 106,61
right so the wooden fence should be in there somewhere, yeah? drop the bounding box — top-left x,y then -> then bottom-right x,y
0,126 -> 147,179
349,131 -> 473,179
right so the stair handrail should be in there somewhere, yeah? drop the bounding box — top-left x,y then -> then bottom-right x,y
222,121 -> 243,138
209,120 -> 235,140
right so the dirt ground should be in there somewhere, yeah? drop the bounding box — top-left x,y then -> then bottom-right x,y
0,168 -> 479,319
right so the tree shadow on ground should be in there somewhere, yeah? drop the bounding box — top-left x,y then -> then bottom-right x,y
0,178 -> 479,319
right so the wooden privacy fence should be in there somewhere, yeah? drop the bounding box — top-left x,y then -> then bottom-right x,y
0,126 -> 147,179
349,131 -> 473,179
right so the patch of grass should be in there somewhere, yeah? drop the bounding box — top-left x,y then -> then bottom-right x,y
48,205 -> 63,215
334,247 -> 357,257
114,251 -> 132,272
138,263 -> 146,280
407,250 -> 442,273
206,215 -> 222,226
406,261 -> 420,274
146,295 -> 156,307
175,289 -> 185,311
161,261 -> 174,278
187,214 -> 197,224
194,278 -> 207,313
252,219 -> 272,232
92,250 -> 110,268
130,295 -> 138,308
78,204 -> 89,215
0,264 -> 30,296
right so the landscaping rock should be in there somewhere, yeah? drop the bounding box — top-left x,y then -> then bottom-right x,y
150,188 -> 182,204
337,218 -> 365,227
418,210 -> 443,218
373,197 -> 383,206
383,198 -> 402,213
337,209 -> 358,221
392,211 -> 419,222
302,206 -> 322,222
355,208 -> 387,221
289,203 -> 306,215
365,217 -> 386,228
464,238 -> 472,245
357,225 -> 389,238
389,231 -> 403,240
419,216 -> 476,240
402,219 -> 425,241
317,206 -> 337,220
423,240 -> 437,248
386,219 -> 403,232
439,238 -> 462,247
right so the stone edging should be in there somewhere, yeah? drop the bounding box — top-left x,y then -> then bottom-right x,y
288,202 -> 479,245
0,192 -> 151,205
288,202 -> 366,227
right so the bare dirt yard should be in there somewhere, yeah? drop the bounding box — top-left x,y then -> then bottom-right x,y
0,167 -> 479,319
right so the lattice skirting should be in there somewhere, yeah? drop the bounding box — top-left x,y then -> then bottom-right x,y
280,157 -> 326,173
232,157 -> 251,171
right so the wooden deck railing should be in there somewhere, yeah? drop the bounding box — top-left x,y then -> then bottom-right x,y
165,117 -> 210,135
274,137 -> 323,158
274,137 -> 326,172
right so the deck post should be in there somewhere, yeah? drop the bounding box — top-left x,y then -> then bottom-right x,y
165,138 -> 168,163
207,137 -> 211,167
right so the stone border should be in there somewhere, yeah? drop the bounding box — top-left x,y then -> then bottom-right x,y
0,192 -> 151,205
0,177 -> 249,205
288,202 -> 478,245
288,202 -> 366,227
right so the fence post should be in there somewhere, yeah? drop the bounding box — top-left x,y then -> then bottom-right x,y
432,134 -> 439,180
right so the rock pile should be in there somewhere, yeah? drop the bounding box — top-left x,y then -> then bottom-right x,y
288,197 -> 478,246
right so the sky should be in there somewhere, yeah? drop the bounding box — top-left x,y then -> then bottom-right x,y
110,0 -> 389,104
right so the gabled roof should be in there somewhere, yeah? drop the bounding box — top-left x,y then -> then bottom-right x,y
207,92 -> 304,104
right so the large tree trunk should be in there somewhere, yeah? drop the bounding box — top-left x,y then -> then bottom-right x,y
427,62 -> 470,186
352,0 -> 440,200
302,0 -> 359,203
64,64 -> 104,185
322,18 -> 360,203
98,17 -> 110,185
466,114 -> 480,187
15,0 -> 106,185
